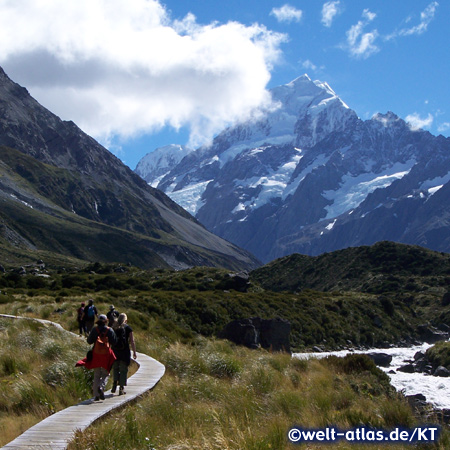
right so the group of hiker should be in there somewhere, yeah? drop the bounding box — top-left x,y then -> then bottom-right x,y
76,300 -> 137,401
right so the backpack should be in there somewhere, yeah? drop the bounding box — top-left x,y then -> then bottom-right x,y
114,326 -> 127,351
93,327 -> 111,355
86,305 -> 95,319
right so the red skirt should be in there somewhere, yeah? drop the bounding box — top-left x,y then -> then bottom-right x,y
76,347 -> 116,372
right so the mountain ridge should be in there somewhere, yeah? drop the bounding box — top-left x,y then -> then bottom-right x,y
0,67 -> 260,270
136,75 -> 450,262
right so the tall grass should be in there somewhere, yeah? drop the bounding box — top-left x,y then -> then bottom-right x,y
68,339 -> 449,450
0,317 -> 92,446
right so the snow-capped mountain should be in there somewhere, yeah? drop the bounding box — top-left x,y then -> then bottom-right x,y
136,74 -> 450,262
135,144 -> 192,187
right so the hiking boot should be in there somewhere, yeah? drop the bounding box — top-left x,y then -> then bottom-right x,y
119,387 -> 126,396
98,388 -> 105,400
94,396 -> 100,401
111,381 -> 117,393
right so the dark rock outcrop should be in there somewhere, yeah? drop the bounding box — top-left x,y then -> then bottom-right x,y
218,319 -> 259,349
222,272 -> 250,292
219,317 -> 291,353
398,344 -> 449,377
407,394 -> 450,425
417,325 -> 449,344
366,352 -> 392,367
398,363 -> 415,374
433,366 -> 450,377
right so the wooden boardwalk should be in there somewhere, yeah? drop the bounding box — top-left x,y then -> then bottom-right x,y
0,315 -> 166,450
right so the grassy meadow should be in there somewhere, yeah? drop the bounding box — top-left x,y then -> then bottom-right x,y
67,337 -> 450,450
0,249 -> 449,448
0,317 -> 92,446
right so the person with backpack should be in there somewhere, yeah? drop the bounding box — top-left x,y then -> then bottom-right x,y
84,299 -> 98,333
111,313 -> 137,396
85,314 -> 117,400
76,302 -> 87,337
107,304 -> 119,327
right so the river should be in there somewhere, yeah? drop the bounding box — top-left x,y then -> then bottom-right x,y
294,342 -> 450,410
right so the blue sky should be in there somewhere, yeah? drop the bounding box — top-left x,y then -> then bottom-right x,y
0,1 -> 448,169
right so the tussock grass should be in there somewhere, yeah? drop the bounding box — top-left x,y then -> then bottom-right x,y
0,317 -> 92,446
1,267 -> 449,449
68,339 -> 449,450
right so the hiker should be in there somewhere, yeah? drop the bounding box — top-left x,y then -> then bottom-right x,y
84,299 -> 98,333
111,313 -> 137,396
77,302 -> 87,336
107,304 -> 119,327
85,314 -> 117,400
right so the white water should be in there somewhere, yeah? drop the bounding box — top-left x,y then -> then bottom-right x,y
294,343 -> 450,410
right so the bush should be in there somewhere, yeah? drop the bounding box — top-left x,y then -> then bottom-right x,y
40,341 -> 64,360
0,355 -> 18,376
442,292 -> 450,306
43,361 -> 71,387
206,353 -> 241,379
324,354 -> 379,376
380,296 -> 395,316
425,341 -> 450,370
14,381 -> 55,415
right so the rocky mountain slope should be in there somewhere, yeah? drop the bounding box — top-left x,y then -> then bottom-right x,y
0,67 -> 259,270
137,75 -> 450,263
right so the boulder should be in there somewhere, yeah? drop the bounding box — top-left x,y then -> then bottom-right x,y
224,272 -> 250,292
219,317 -> 291,353
414,358 -> 429,373
437,323 -> 450,333
417,324 -> 449,343
398,363 -> 415,373
218,319 -> 259,349
406,394 -> 428,411
367,352 -> 392,367
433,366 -> 450,377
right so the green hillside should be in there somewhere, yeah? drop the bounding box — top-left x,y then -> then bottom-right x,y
0,146 -> 258,271
251,241 -> 450,294
1,240 -> 449,351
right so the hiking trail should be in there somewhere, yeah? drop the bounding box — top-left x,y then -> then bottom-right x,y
0,314 -> 165,450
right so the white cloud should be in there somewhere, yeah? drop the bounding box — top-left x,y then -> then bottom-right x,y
301,59 -> 324,73
406,113 -> 434,130
321,1 -> 341,27
270,5 -> 303,23
346,9 -> 379,59
438,122 -> 450,133
0,0 -> 286,149
386,2 -> 439,40
302,60 -> 317,71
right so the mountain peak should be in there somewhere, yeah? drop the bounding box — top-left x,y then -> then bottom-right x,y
135,144 -> 192,186
371,112 -> 408,131
136,73 -> 450,262
287,73 -> 312,85
372,111 -> 401,122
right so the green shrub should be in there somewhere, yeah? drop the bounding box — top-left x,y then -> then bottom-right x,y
324,354 -> 382,377
0,355 -> 18,376
425,341 -> 450,369
206,353 -> 241,379
43,361 -> 71,387
14,381 -> 55,415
